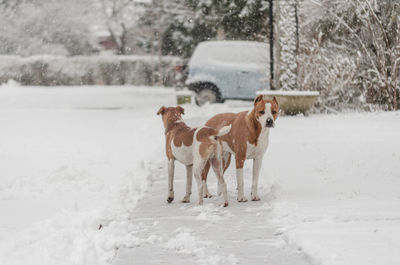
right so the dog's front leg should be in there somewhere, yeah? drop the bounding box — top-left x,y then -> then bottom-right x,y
251,157 -> 262,201
235,154 -> 248,202
236,168 -> 248,202
211,157 -> 228,207
181,165 -> 192,203
167,159 -> 175,203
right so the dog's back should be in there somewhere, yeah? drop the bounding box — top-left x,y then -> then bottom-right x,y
168,125 -> 196,166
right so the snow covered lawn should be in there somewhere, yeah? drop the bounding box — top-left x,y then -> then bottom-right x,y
267,112 -> 400,265
0,84 -> 399,265
0,85 -> 175,265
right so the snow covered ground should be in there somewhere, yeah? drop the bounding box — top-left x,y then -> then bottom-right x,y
0,85 -> 175,265
267,112 -> 400,265
0,84 -> 399,265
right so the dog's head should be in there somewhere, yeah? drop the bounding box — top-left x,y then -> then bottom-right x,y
157,106 -> 185,128
252,95 -> 279,128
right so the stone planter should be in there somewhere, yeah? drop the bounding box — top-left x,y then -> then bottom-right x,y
176,90 -> 193,105
257,90 -> 319,115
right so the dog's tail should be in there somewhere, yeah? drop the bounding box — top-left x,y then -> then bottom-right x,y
216,125 -> 231,137
208,125 -> 231,160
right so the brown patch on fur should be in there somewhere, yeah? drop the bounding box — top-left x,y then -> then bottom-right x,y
196,127 -> 219,160
196,127 -> 218,141
157,106 -> 195,159
204,113 -> 236,150
173,127 -> 195,147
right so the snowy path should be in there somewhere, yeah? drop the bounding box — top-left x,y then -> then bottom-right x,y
111,108 -> 311,265
114,156 -> 310,265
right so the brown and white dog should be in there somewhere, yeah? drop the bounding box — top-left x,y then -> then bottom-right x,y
202,95 -> 279,202
157,106 -> 231,206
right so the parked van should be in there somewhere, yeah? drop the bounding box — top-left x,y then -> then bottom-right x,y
186,41 -> 270,106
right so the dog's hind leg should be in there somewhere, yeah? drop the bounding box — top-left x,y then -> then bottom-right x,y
194,172 -> 204,206
222,152 -> 231,173
201,161 -> 212,198
217,152 -> 231,196
167,159 -> 175,203
202,181 -> 212,198
211,157 -> 228,207
181,165 -> 192,203
193,161 -> 204,206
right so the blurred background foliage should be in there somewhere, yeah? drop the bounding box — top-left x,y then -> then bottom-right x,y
0,0 -> 399,111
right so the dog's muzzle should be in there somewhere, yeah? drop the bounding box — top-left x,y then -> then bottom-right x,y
266,118 -> 274,128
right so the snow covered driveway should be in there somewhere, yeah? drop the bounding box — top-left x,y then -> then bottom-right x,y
1,85 -> 400,265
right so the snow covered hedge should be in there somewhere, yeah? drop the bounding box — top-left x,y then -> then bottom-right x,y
0,55 -> 182,86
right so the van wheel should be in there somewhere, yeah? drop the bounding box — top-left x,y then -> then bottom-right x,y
195,88 -> 217,106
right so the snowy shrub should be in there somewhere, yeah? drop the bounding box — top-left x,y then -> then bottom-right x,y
297,39 -> 361,112
0,55 -> 182,86
298,0 -> 400,111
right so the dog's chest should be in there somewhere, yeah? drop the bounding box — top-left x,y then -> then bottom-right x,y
171,141 -> 193,165
246,129 -> 270,159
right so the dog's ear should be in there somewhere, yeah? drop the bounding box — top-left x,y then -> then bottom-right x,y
272,96 -> 279,106
254,95 -> 264,105
177,106 -> 184,115
157,106 -> 166,115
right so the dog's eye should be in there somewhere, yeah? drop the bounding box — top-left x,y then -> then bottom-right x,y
259,111 -> 265,115
272,110 -> 277,115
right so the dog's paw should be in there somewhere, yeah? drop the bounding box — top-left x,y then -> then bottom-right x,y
251,194 -> 261,201
221,202 -> 229,207
203,192 -> 213,198
167,197 -> 174,203
237,196 -> 248,202
197,200 -> 204,206
181,196 -> 190,203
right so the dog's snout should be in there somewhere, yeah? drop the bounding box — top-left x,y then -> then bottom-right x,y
266,118 -> 274,127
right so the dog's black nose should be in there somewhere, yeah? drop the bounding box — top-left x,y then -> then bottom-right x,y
266,118 -> 274,127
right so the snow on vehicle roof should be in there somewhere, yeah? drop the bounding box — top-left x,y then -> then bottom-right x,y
257,90 -> 320,96
189,40 -> 269,69
198,40 -> 269,48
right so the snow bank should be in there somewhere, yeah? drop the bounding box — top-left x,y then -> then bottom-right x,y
0,85 -> 176,265
0,55 -> 182,86
0,85 -> 174,110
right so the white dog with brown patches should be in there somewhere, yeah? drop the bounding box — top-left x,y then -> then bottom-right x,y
202,95 -> 279,202
157,106 -> 231,206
